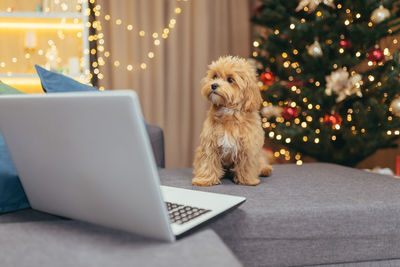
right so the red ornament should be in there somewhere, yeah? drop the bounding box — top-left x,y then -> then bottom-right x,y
261,71 -> 275,85
252,5 -> 265,14
367,48 -> 384,62
286,79 -> 304,89
280,34 -> 289,40
324,113 -> 342,127
339,39 -> 352,49
282,107 -> 299,120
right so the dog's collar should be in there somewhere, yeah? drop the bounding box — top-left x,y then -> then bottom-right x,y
214,107 -> 236,116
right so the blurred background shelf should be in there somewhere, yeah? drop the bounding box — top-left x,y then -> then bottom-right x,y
0,11 -> 84,19
0,0 -> 89,93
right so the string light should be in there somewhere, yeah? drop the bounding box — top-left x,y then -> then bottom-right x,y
384,48 -> 390,56
92,0 -> 187,74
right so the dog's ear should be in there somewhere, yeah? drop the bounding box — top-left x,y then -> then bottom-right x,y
243,75 -> 262,112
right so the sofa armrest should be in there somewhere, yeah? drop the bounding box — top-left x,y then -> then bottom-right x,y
147,124 -> 165,168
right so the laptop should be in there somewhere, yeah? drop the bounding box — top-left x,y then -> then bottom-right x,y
0,90 -> 245,242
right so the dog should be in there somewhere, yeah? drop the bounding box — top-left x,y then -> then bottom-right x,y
192,56 -> 272,186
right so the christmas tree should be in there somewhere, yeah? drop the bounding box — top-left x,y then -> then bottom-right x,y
251,0 -> 400,166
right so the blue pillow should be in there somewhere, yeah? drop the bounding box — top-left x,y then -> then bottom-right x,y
0,82 -> 30,213
0,134 -> 29,213
35,64 -> 98,93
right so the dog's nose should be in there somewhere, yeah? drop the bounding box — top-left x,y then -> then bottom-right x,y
211,83 -> 219,90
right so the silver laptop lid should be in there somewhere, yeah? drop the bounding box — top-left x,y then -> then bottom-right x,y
0,90 -> 174,241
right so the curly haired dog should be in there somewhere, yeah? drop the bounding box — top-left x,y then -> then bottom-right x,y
192,56 -> 272,186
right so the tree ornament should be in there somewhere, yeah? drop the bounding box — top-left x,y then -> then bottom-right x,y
325,69 -> 362,103
261,106 -> 282,118
261,71 -> 275,85
295,0 -> 335,13
308,40 -> 323,57
367,48 -> 384,62
324,113 -> 342,127
339,39 -> 352,49
252,4 -> 265,15
286,79 -> 304,89
390,97 -> 400,116
370,5 -> 390,23
282,107 -> 299,120
280,34 -> 289,40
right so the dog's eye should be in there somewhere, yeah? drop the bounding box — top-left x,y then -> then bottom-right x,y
213,75 -> 218,79
227,77 -> 234,83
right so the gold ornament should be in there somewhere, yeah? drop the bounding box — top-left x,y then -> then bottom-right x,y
325,69 -> 362,103
390,97 -> 400,116
295,0 -> 335,13
371,5 -> 390,24
307,40 -> 323,57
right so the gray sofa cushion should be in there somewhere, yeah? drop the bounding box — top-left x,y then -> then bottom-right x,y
159,163 -> 400,267
147,124 -> 165,168
0,209 -> 64,223
0,220 -> 241,267
314,259 -> 400,267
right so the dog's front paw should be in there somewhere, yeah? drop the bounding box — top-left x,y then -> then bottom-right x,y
233,176 -> 260,186
260,165 -> 273,177
192,177 -> 220,187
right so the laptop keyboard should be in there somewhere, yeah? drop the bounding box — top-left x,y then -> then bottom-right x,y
165,202 -> 211,225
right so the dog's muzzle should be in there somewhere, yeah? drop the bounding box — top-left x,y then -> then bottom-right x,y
211,83 -> 219,90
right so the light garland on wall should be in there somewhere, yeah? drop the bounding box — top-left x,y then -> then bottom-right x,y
86,0 -> 189,88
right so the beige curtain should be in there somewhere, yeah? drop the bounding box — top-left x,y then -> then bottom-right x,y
97,0 -> 252,168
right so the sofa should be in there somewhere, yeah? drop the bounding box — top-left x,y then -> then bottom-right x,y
2,125 -> 400,267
